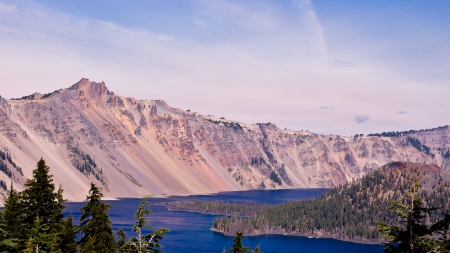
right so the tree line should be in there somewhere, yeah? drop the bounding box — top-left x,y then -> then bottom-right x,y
184,163 -> 450,242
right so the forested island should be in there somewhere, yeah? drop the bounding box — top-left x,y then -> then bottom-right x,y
166,162 -> 450,244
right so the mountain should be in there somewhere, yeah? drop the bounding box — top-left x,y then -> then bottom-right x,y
0,79 -> 449,202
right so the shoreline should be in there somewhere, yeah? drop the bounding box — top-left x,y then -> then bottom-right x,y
210,228 -> 382,245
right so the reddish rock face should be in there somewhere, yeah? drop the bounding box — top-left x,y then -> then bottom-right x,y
1,78 -> 450,202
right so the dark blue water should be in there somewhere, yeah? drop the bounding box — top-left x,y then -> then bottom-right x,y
65,189 -> 384,253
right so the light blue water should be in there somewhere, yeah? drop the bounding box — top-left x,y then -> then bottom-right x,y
65,189 -> 384,253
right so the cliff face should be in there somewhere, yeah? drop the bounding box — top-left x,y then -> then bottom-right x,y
0,79 -> 449,202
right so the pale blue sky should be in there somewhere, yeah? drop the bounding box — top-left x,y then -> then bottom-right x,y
0,0 -> 449,135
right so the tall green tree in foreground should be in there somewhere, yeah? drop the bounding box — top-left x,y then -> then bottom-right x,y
223,231 -> 263,253
377,179 -> 450,253
116,228 -> 127,253
1,182 -> 23,247
23,216 -> 61,253
122,197 -> 170,253
0,209 -> 19,252
60,213 -> 77,253
79,182 -> 117,253
2,158 -> 66,251
228,231 -> 251,253
22,158 -> 65,235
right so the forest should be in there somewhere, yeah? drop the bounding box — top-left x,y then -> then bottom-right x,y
169,163 -> 450,246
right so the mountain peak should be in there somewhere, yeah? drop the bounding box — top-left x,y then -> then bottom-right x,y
68,78 -> 110,100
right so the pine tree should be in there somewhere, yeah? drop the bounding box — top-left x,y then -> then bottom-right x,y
377,179 -> 450,253
0,209 -> 19,252
251,245 -> 263,253
22,158 -> 65,238
23,216 -> 61,253
2,182 -> 26,247
229,231 -> 251,253
60,213 -> 77,253
79,182 -> 117,253
122,197 -> 170,253
116,228 -> 127,253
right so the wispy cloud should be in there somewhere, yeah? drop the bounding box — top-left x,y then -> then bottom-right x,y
293,0 -> 327,68
396,111 -> 406,115
0,0 -> 449,136
0,2 -> 16,13
355,115 -> 370,124
330,59 -> 358,68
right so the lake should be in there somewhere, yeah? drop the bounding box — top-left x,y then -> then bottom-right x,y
65,189 -> 384,253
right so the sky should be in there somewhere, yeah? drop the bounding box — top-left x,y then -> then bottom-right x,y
0,0 -> 449,136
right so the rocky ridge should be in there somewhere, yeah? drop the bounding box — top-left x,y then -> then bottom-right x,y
0,79 -> 449,202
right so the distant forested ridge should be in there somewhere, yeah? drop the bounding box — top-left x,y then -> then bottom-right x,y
168,162 -> 450,243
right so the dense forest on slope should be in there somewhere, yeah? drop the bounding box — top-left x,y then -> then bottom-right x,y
168,162 -> 450,242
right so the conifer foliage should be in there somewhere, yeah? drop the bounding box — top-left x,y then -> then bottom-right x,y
225,231 -> 263,253
60,213 -> 77,253
122,197 -> 170,253
0,158 -> 80,253
78,182 -> 117,253
22,158 -> 65,236
2,158 -> 66,252
229,231 -> 251,253
377,180 -> 450,253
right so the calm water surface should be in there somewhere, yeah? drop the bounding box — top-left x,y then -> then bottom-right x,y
65,189 -> 384,253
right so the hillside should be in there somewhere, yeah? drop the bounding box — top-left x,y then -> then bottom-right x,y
173,162 -> 450,243
1,78 -> 450,202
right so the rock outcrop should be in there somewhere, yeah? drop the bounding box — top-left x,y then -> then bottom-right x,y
0,78 -> 449,202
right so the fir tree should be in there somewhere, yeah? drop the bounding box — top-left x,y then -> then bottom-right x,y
22,158 -> 65,238
23,216 -> 61,253
0,209 -> 19,252
122,197 -> 170,253
2,182 -> 26,247
377,179 -> 450,253
229,231 -> 251,253
116,228 -> 127,253
251,245 -> 263,253
79,182 -> 117,253
60,213 -> 77,253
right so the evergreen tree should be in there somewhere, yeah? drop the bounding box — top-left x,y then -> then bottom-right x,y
377,180 -> 450,253
0,209 -> 19,252
79,182 -> 117,253
23,216 -> 61,253
229,231 -> 251,253
251,245 -> 263,253
2,182 -> 26,247
22,158 -> 65,238
60,213 -> 77,253
116,228 -> 127,253
122,197 -> 170,253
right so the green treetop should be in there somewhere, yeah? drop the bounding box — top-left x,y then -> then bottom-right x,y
78,182 -> 117,253
377,179 -> 450,253
2,182 -> 24,246
22,158 -> 65,235
229,231 -> 251,253
60,213 -> 77,253
23,216 -> 61,253
122,197 -> 170,253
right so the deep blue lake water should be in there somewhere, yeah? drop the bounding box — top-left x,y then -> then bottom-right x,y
65,189 -> 384,253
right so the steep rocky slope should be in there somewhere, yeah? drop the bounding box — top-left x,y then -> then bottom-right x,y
0,78 -> 449,202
